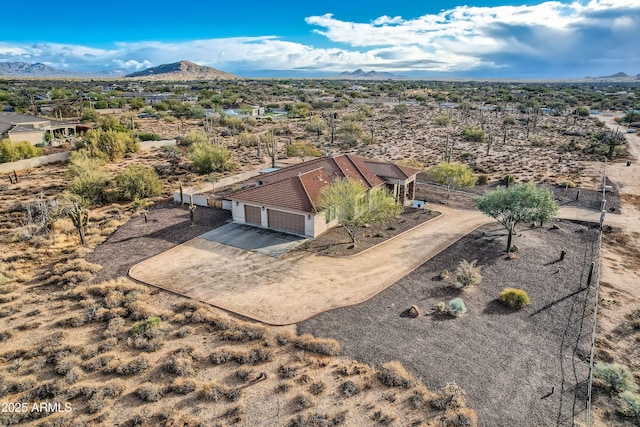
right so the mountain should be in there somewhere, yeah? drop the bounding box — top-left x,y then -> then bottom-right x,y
125,61 -> 237,80
0,62 -> 72,77
599,71 -> 628,78
337,69 -> 405,80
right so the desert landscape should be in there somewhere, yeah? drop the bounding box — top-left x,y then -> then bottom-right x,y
0,77 -> 639,427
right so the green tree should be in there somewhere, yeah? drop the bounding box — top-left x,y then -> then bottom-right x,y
0,139 -> 42,163
305,116 -> 327,137
286,140 -> 322,162
115,165 -> 163,201
428,162 -> 477,199
462,127 -> 485,143
188,141 -> 238,174
318,178 -> 401,245
475,182 -> 558,252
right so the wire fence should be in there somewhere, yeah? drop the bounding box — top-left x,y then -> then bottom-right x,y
585,222 -> 604,426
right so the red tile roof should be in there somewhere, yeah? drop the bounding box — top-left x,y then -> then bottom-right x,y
230,155 -> 419,214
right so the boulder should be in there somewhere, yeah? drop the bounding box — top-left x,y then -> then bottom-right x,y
408,306 -> 420,318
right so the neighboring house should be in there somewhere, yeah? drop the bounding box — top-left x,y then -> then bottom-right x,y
0,113 -> 75,145
228,154 -> 420,237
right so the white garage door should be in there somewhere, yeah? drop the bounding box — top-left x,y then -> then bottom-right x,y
267,209 -> 305,235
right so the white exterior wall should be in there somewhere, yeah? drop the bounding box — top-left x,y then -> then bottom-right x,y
8,130 -> 44,145
313,211 -> 339,236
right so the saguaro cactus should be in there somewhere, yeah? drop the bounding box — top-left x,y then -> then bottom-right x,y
189,195 -> 196,227
68,202 -> 89,246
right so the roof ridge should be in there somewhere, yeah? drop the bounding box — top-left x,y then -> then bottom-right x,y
345,154 -> 373,187
296,174 -> 318,213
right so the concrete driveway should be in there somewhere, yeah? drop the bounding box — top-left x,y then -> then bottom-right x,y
200,223 -> 307,258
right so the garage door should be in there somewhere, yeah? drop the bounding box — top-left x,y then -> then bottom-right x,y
244,205 -> 261,225
267,209 -> 305,235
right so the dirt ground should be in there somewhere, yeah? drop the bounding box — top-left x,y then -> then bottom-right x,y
298,220 -> 600,427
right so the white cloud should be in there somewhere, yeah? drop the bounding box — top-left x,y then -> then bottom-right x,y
0,0 -> 638,77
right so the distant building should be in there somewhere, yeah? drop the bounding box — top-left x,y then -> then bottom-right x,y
0,113 -> 75,145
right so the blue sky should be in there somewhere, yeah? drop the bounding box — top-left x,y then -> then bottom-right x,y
1,0 -> 638,78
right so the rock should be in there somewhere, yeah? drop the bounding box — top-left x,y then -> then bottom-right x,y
408,306 -> 420,318
550,224 -> 560,230
510,244 -> 519,252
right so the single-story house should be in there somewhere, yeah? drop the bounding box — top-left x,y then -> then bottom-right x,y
228,154 -> 420,237
0,113 -> 76,145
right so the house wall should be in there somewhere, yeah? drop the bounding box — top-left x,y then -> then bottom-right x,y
8,130 -> 44,145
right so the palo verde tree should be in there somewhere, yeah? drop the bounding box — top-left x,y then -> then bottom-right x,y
474,182 -> 558,252
428,162 -> 477,199
318,178 -> 401,246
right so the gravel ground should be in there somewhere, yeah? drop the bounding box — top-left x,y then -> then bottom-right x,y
86,201 -> 231,283
298,220 -> 600,427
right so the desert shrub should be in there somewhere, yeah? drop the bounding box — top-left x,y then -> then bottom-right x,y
103,317 -> 126,338
434,114 -> 451,126
76,128 -> 139,161
136,382 -> 164,402
618,391 -> 640,422
448,298 -> 467,316
292,393 -> 315,412
131,316 -> 162,338
136,132 -> 161,141
499,288 -> 531,309
188,141 -> 238,174
235,368 -> 253,382
221,324 -> 266,341
198,381 -> 225,401
502,174 -> 516,186
377,361 -> 414,388
163,353 -> 195,377
209,350 -> 232,366
309,381 -> 326,396
0,139 -> 42,163
82,354 -> 115,372
234,348 -> 272,365
476,174 -> 489,185
341,380 -> 361,397
114,165 -> 162,201
560,180 -> 576,189
171,377 -> 197,395
463,127 -> 485,143
66,151 -> 110,205
455,259 -> 482,288
529,136 -> 544,147
503,115 -> 516,125
594,363 -> 638,393
294,334 -> 341,356
278,365 -> 297,379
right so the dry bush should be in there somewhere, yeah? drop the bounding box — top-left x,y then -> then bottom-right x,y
291,393 -> 315,412
127,300 -> 172,321
430,382 -> 468,411
309,381 -> 326,396
371,410 -> 397,425
377,361 -> 414,388
98,337 -> 118,353
171,377 -> 197,394
103,316 -> 126,338
55,355 -> 82,376
278,364 -> 298,379
221,323 -> 267,341
455,259 -> 482,288
105,355 -> 150,375
175,326 -> 192,338
198,381 -> 226,402
235,368 -> 253,382
126,335 -> 163,352
340,380 -> 361,397
234,347 -> 273,365
294,334 -> 341,356
136,382 -> 164,402
86,277 -> 146,298
64,366 -> 84,384
82,353 -> 115,373
163,352 -> 195,377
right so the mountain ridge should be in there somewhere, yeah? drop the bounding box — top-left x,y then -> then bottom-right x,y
125,61 -> 237,80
